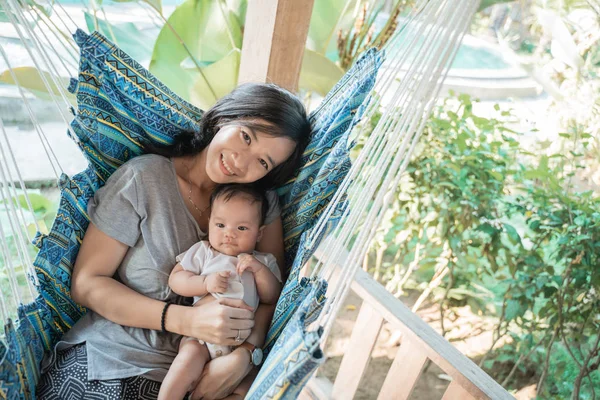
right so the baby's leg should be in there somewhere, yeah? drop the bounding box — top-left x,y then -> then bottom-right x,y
229,368 -> 258,399
158,338 -> 210,400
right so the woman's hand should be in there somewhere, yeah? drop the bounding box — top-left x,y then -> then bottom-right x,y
190,348 -> 253,400
184,298 -> 255,346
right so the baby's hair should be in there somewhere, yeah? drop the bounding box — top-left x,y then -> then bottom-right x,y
210,184 -> 269,225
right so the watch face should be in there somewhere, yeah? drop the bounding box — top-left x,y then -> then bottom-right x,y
252,348 -> 263,366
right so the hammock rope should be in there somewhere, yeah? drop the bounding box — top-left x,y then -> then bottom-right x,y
2,0 -> 76,139
0,43 -> 63,179
310,0 -> 479,337
0,118 -> 42,239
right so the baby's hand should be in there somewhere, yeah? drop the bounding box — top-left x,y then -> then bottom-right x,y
205,271 -> 230,294
237,254 -> 266,276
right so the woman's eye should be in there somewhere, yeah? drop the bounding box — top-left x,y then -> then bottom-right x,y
216,223 -> 225,228
242,131 -> 251,145
259,159 -> 269,170
238,226 -> 248,231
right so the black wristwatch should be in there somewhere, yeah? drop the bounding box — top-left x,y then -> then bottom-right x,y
239,342 -> 263,366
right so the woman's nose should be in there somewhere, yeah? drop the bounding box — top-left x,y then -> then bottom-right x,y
231,152 -> 247,171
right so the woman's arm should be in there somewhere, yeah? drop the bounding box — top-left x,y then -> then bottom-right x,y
257,216 -> 285,275
71,223 -> 254,344
253,267 -> 281,305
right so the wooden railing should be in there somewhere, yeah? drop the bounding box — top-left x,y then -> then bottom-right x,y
300,247 -> 515,400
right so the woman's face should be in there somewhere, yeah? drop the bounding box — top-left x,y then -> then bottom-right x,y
204,120 -> 296,184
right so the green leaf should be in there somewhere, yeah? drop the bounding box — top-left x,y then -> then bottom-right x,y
307,0 -> 357,55
573,215 -> 587,226
505,299 -> 525,321
503,223 -> 521,246
476,223 -> 500,237
140,0 -> 162,14
529,219 -> 541,231
188,49 -> 240,109
84,12 -> 154,66
149,0 -> 243,102
0,67 -> 75,106
299,49 -> 344,96
15,194 -> 52,213
225,0 -> 247,25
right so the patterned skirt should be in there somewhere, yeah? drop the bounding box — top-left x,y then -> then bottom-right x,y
37,343 -> 162,399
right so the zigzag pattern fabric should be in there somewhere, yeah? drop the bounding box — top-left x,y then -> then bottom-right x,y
0,29 -> 381,398
248,279 -> 328,400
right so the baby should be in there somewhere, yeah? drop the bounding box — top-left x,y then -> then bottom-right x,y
159,184 -> 282,400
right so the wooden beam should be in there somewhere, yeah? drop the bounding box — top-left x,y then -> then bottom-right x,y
442,381 -> 478,400
239,0 -> 315,92
378,340 -> 428,400
332,302 -> 383,399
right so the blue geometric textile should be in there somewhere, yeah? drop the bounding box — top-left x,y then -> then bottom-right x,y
0,28 -> 381,397
247,279 -> 327,400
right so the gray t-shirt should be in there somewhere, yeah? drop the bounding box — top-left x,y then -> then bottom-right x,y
42,154 -> 280,381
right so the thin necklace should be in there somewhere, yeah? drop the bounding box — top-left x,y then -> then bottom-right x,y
186,161 -> 209,216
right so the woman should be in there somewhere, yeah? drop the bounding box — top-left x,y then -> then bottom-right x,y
37,83 -> 311,400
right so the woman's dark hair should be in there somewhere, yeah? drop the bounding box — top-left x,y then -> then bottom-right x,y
150,83 -> 311,189
210,184 -> 268,225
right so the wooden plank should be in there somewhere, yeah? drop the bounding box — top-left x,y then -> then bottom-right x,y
300,376 -> 334,400
332,302 -> 384,399
442,381 -> 478,400
314,244 -> 514,400
378,340 -> 428,400
239,0 -> 315,92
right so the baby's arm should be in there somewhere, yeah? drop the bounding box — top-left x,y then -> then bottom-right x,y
237,255 -> 281,305
169,264 -> 230,297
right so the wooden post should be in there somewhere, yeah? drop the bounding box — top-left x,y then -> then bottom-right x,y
238,0 -> 315,92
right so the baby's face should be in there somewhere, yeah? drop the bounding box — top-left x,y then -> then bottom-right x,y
208,195 -> 263,256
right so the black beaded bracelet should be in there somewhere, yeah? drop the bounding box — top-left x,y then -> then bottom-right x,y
161,302 -> 172,333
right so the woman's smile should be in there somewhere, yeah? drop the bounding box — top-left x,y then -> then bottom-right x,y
220,154 -> 236,176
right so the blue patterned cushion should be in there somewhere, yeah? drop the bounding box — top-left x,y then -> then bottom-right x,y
0,29 -> 381,396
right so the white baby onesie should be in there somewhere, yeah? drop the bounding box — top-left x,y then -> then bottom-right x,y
176,241 -> 282,358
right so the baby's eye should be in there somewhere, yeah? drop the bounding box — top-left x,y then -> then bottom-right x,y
242,131 -> 251,145
216,223 -> 225,228
238,226 -> 248,231
259,159 -> 268,170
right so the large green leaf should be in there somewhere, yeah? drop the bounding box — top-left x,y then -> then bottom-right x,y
536,9 -> 584,69
0,67 -> 75,105
225,0 -> 247,27
84,11 -> 154,66
149,0 -> 243,102
188,48 -> 240,109
307,0 -> 357,55
299,49 -> 344,96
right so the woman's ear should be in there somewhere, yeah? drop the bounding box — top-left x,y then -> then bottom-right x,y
257,225 -> 266,242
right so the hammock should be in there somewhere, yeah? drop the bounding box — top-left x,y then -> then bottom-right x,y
0,0 -> 487,398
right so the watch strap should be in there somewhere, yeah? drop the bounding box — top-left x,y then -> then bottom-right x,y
239,342 -> 256,364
